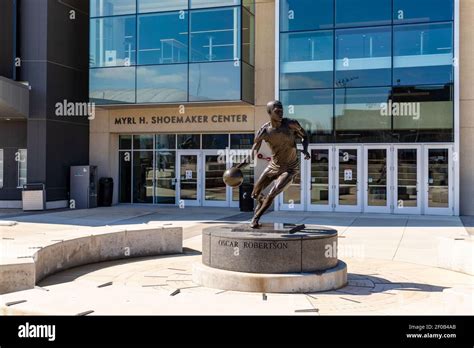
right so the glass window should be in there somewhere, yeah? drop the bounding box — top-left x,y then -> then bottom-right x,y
394,23 -> 453,86
336,0 -> 391,28
138,0 -> 188,13
280,31 -> 333,90
394,0 -> 454,24
17,149 -> 27,188
90,67 -> 136,104
177,134 -> 201,149
190,7 -> 241,62
0,149 -> 3,188
202,134 -> 229,149
189,61 -> 241,101
231,134 -> 254,149
119,151 -> 132,203
280,89 -> 333,140
335,87 -> 391,131
133,151 -> 154,203
138,12 -> 188,65
242,62 -> 255,104
155,151 -> 176,204
137,65 -> 188,103
392,85 -> 453,131
191,0 -> 240,9
119,135 -> 132,149
155,134 -> 176,149
280,0 -> 334,32
336,27 -> 392,88
90,0 -> 136,17
242,8 -> 255,66
90,16 -> 136,68
133,135 -> 154,150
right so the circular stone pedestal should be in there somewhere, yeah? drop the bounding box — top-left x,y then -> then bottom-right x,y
202,223 -> 339,273
194,223 -> 347,293
192,261 -> 347,293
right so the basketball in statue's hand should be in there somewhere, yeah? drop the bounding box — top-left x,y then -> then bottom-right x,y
223,167 -> 244,187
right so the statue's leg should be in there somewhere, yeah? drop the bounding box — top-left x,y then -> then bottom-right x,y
251,171 -> 295,228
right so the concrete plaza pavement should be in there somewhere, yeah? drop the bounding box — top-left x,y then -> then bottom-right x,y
0,205 -> 473,315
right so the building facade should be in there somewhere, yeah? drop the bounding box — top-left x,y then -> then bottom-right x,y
0,0 -> 90,209
88,0 -> 471,216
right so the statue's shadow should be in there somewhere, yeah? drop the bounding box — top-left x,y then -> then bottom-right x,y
312,273 -> 449,296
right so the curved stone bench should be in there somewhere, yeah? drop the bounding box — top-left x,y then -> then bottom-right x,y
0,224 -> 182,294
437,236 -> 474,276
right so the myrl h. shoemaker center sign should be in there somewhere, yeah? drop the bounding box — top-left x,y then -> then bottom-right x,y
114,114 -> 249,125
109,107 -> 254,132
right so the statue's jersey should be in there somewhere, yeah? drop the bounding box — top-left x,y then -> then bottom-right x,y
257,118 -> 306,175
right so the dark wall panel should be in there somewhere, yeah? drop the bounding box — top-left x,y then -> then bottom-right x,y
0,0 -> 15,79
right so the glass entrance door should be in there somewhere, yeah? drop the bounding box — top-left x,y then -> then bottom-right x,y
279,152 -> 304,211
335,147 -> 362,212
202,151 -> 228,207
364,146 -> 391,213
307,147 -> 333,211
177,151 -> 202,206
424,146 -> 453,215
394,146 -> 421,214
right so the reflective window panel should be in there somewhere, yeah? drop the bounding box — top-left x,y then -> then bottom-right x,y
336,0 -> 391,28
179,154 -> 199,200
280,89 -> 333,141
280,31 -> 333,89
138,0 -> 188,13
230,134 -> 254,149
338,149 -> 358,206
119,135 -> 132,150
155,151 -> 176,204
394,23 -> 453,86
428,149 -> 449,208
90,16 -> 136,68
191,0 -> 240,9
310,149 -> 330,206
397,149 -> 418,208
138,12 -> 188,65
189,62 -> 241,101
202,134 -> 229,149
155,134 -> 176,150
242,8 -> 255,66
367,149 -> 387,207
336,27 -> 392,88
204,155 -> 227,201
394,0 -> 454,24
335,87 -> 391,131
190,7 -> 241,62
177,134 -> 201,149
91,0 -> 136,17
90,67 -> 136,105
133,135 -> 154,150
137,65 -> 188,103
280,0 -> 334,32
119,151 -> 132,203
133,151 -> 154,203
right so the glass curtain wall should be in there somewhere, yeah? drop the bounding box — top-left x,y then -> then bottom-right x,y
90,0 -> 255,105
279,0 -> 455,143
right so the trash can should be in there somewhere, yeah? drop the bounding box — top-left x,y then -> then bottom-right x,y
98,178 -> 114,207
22,183 -> 46,211
239,184 -> 254,212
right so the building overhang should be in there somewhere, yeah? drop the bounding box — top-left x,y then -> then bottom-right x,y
0,76 -> 30,119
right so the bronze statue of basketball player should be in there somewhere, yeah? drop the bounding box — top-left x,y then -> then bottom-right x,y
236,100 -> 311,228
